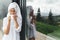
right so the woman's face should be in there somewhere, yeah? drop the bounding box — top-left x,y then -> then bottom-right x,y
9,8 -> 16,15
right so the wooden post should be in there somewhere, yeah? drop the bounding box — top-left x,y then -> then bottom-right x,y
12,0 -> 26,40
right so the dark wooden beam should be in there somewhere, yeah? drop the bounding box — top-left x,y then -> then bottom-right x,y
12,0 -> 26,40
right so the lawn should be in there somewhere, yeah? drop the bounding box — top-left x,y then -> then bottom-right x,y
36,21 -> 59,34
36,21 -> 60,40
48,28 -> 60,40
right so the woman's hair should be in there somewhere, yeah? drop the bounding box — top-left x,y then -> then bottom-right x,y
29,10 -> 34,16
32,15 -> 36,20
31,15 -> 36,24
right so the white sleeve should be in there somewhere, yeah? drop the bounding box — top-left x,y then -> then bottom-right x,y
14,17 -> 22,32
2,35 -> 9,40
2,17 -> 7,32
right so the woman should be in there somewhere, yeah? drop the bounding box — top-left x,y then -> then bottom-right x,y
2,2 -> 22,40
29,15 -> 36,40
28,7 -> 36,40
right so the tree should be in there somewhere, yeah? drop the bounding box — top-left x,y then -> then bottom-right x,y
36,8 -> 42,21
48,9 -> 54,25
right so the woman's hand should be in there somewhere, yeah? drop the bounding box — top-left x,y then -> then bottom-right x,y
8,16 -> 11,22
13,15 -> 19,29
13,15 -> 17,21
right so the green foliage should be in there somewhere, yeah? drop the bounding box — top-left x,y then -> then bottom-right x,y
36,21 -> 58,34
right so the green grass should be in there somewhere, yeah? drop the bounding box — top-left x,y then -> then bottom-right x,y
48,28 -> 60,40
36,21 -> 60,40
36,22 -> 59,34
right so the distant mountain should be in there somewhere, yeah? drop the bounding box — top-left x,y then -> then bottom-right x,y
39,12 -> 60,16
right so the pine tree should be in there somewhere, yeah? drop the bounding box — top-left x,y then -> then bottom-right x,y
36,8 -> 42,21
48,10 -> 54,25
